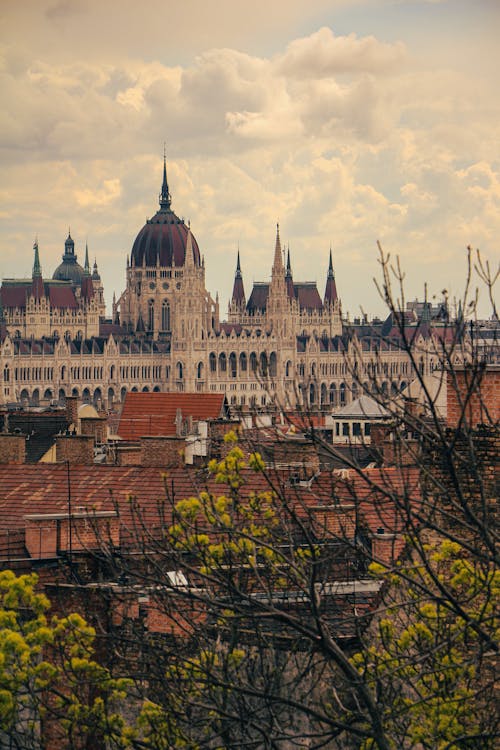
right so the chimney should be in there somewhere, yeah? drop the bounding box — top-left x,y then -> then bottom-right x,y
140,436 -> 186,467
80,415 -> 107,444
65,396 -> 79,428
56,434 -> 94,465
0,433 -> 26,463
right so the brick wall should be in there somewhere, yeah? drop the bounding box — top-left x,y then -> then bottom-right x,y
310,504 -> 356,539
56,434 -> 94,464
371,532 -> 406,566
447,366 -> 500,428
65,396 -> 79,426
140,436 -> 186,467
0,434 -> 26,463
25,511 -> 119,558
80,416 -> 107,444
272,439 -> 320,474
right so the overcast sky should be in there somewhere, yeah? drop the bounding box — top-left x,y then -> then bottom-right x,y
1,0 -> 498,319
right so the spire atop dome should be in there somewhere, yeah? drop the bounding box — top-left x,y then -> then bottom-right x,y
65,230 -> 75,257
159,146 -> 172,210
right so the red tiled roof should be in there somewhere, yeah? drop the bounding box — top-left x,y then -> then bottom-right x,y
0,463 -> 420,543
118,392 -> 227,440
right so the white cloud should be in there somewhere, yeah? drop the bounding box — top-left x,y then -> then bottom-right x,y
0,3 -> 498,317
276,26 -> 406,77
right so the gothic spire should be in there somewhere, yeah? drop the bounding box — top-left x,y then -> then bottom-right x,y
159,145 -> 172,210
31,239 -> 44,299
285,245 -> 294,298
84,242 -> 90,274
33,239 -> 42,277
324,246 -> 338,305
231,249 -> 246,306
272,223 -> 284,277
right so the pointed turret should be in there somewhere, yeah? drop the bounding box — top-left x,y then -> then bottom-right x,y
184,226 -> 194,267
31,240 -> 45,299
285,246 -> 294,299
84,242 -> 90,274
159,147 -> 172,211
92,259 -> 101,281
80,242 -> 94,301
272,223 -> 284,277
324,247 -> 338,305
231,250 -> 246,307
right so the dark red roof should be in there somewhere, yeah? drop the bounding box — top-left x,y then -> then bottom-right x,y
131,209 -> 201,268
246,283 -> 269,313
1,284 -> 29,309
294,283 -> 323,310
118,392 -> 227,440
49,286 -> 78,309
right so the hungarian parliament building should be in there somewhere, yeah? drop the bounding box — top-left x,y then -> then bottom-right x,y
0,159 -> 453,412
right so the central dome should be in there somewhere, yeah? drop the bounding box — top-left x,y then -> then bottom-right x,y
130,159 -> 201,268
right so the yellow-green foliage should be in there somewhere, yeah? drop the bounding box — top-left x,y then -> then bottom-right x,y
0,570 -> 131,747
352,539 -> 499,748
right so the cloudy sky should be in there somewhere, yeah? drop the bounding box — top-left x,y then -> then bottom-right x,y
1,0 -> 498,319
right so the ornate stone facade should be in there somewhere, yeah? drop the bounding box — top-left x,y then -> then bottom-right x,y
0,158 -> 447,411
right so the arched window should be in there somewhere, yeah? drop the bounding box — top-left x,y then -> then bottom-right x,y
320,383 -> 327,405
250,352 -> 257,372
109,364 -> 115,380
330,383 -> 337,406
197,362 -> 204,379
161,300 -> 170,331
309,383 -> 316,405
176,362 -> 183,380
43,388 -> 53,401
82,387 -> 91,404
148,300 -> 155,331
340,382 -> 346,406
3,366 -> 9,383
229,352 -> 237,378
219,353 -> 227,372
285,360 -> 292,378
269,352 -> 277,377
209,352 -> 217,372
260,352 -> 268,376
239,352 -> 247,372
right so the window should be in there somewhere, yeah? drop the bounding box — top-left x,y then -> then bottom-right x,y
342,422 -> 349,437
148,300 -> 154,331
353,422 -> 361,436
161,300 -> 170,330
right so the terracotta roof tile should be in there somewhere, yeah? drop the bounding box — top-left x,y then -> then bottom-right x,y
118,392 -> 228,440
